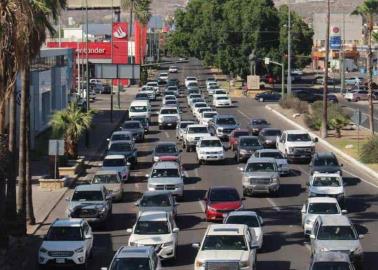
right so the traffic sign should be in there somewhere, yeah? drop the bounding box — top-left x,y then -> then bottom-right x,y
330,36 -> 341,50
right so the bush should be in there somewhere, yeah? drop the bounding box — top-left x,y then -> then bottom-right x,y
279,95 -> 309,114
360,136 -> 378,163
305,101 -> 350,134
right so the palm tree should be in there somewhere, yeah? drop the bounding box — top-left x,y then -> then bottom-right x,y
50,103 -> 94,159
352,0 -> 378,135
135,0 -> 151,65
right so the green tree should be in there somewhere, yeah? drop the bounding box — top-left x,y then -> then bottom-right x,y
51,103 -> 94,159
352,0 -> 378,135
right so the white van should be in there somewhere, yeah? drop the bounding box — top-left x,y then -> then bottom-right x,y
129,100 -> 151,120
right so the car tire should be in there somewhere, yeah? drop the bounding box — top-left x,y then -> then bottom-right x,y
243,187 -> 249,197
355,97 -> 360,102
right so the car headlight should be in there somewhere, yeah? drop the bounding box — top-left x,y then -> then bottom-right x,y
305,219 -> 313,225
217,128 -> 223,132
208,206 -> 217,212
195,260 -> 204,267
129,242 -> 137,246
239,260 -> 250,267
265,139 -> 272,143
320,247 -> 330,252
163,241 -> 174,247
74,247 -> 84,253
272,177 -> 278,182
39,247 -> 48,253
353,246 -> 363,255
288,147 -> 294,153
99,206 -> 107,213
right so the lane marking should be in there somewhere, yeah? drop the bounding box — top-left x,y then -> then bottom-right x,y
266,198 -> 281,211
343,169 -> 378,189
164,131 -> 170,138
237,109 -> 249,119
184,171 -> 189,178
194,168 -> 199,177
198,200 -> 206,212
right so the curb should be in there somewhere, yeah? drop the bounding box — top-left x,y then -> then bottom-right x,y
265,104 -> 378,181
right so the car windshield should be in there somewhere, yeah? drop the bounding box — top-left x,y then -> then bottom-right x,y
103,158 -> 125,167
314,157 -> 339,167
132,118 -> 147,125
202,235 -> 247,251
46,227 -> 83,241
308,203 -> 339,214
110,258 -> 151,270
262,130 -> 281,136
151,168 -> 179,178
134,221 -> 170,235
217,118 -> 236,125
240,138 -> 260,147
313,177 -> 341,187
155,144 -> 177,154
168,86 -> 178,91
111,134 -> 132,141
246,162 -> 276,172
252,119 -> 268,125
92,174 -> 120,184
287,133 -> 311,141
260,152 -> 284,159
312,262 -> 351,270
226,215 -> 260,227
194,103 -> 207,108
190,95 -> 201,99
188,127 -> 208,134
109,143 -> 132,152
317,226 -> 357,240
123,122 -> 141,129
140,194 -> 172,207
217,96 -> 229,100
209,189 -> 239,202
130,106 -> 147,112
180,122 -> 194,128
72,190 -> 104,201
215,91 -> 227,95
199,108 -> 211,113
161,109 -> 178,114
204,112 -> 217,118
136,94 -> 148,99
234,131 -> 249,138
165,96 -> 176,100
166,101 -> 177,105
201,140 -> 222,147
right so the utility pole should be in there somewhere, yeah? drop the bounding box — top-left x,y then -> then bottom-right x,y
110,0 -> 114,123
321,0 -> 330,138
287,0 -> 292,95
340,13 -> 346,94
85,0 -> 90,147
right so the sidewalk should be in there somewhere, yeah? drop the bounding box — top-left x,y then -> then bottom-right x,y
27,86 -> 139,234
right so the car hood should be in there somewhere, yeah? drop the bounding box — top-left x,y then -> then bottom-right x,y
148,177 -> 183,185
101,166 -> 128,173
99,183 -> 122,191
139,206 -> 174,214
275,159 -> 288,166
239,146 -> 263,151
315,240 -> 361,252
196,250 -> 249,262
129,234 -> 173,245
309,186 -> 344,195
123,128 -> 143,133
106,150 -> 134,157
68,201 -> 105,211
41,241 -> 84,251
312,166 -> 341,173
187,133 -> 212,138
209,201 -> 242,210
199,147 -> 223,152
285,141 -> 315,147
261,136 -> 277,142
243,172 -> 277,178
217,124 -> 239,129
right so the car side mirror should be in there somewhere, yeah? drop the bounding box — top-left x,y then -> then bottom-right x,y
145,174 -> 150,178
106,195 -> 112,200
173,228 -> 180,233
310,234 -> 315,239
106,138 -> 110,141
126,228 -> 133,234
313,137 -> 318,143
250,242 -> 259,249
134,200 -> 140,206
192,243 -> 200,249
301,209 -> 306,214
259,216 -> 264,225
238,167 -> 244,172
85,234 -> 93,239
359,235 -> 364,239
126,162 -> 131,166
341,209 -> 348,214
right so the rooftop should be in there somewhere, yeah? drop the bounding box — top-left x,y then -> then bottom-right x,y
207,224 -> 247,236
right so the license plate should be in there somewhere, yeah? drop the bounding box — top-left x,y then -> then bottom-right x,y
56,258 -> 65,264
300,155 -> 307,158
209,156 -> 217,159
167,123 -> 172,126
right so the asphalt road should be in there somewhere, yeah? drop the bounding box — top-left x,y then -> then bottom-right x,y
35,58 -> 378,270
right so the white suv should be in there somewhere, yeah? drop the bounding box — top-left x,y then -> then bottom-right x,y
308,173 -> 345,203
193,224 -> 258,270
127,211 -> 179,261
101,246 -> 162,270
38,218 -> 93,269
196,136 -> 224,164
158,107 -> 180,129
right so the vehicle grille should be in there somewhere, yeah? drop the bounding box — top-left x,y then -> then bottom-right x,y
163,116 -> 177,122
194,137 -> 201,141
216,209 -> 233,213
205,261 -> 239,270
223,129 -> 234,134
155,185 -> 176,190
77,208 -> 98,217
293,147 -> 313,154
250,178 -> 271,185
206,151 -> 219,155
48,251 -> 74,257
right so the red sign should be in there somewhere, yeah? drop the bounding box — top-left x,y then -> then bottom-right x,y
112,22 -> 128,64
47,42 -> 112,59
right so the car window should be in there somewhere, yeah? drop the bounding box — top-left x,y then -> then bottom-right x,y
308,203 -> 339,214
209,189 -> 240,202
246,162 -> 276,172
262,129 -> 281,136
240,138 -> 260,147
123,122 -> 142,129
135,221 -> 170,235
188,127 -> 208,134
92,174 -> 120,184
225,215 -> 260,227
204,112 -> 217,118
314,157 -> 339,167
200,140 -> 222,147
180,122 -> 194,128
317,225 -> 357,240
110,257 -> 151,270
151,168 -> 179,178
216,117 -> 236,125
312,176 -> 341,187
233,131 -> 249,138
109,142 -> 132,152
111,134 -> 132,141
155,144 -> 177,154
72,191 -> 104,201
252,119 -> 268,125
160,109 -> 178,114
202,235 -> 247,251
140,194 -> 172,207
130,106 -> 147,112
287,133 -> 311,141
259,152 -> 284,159
312,262 -> 351,270
46,226 -> 83,241
103,158 -> 126,167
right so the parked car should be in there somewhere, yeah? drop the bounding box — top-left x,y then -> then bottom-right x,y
91,170 -> 125,201
192,224 -> 258,270
223,211 -> 264,249
234,136 -> 263,163
229,129 -> 250,151
120,120 -> 145,142
240,157 -> 280,196
102,246 -> 162,270
292,90 -> 322,103
258,128 -> 282,148
203,186 -> 244,221
106,140 -> 137,167
127,211 -> 179,261
255,91 -> 281,102
248,118 -> 271,135
66,184 -> 112,225
152,142 -> 181,163
309,152 -> 343,175
345,89 -> 369,102
135,191 -> 178,218
38,219 -> 94,269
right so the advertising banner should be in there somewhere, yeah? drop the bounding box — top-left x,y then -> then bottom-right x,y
47,42 -> 112,59
112,22 -> 128,64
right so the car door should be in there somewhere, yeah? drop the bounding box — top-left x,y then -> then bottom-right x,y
277,133 -> 286,153
310,219 -> 320,253
83,222 -> 93,253
245,229 -> 256,264
301,203 -> 307,225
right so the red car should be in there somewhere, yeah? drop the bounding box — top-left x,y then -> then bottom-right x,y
204,186 -> 244,221
229,129 -> 250,150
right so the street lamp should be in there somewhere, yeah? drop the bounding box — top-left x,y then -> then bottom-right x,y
265,57 -> 285,96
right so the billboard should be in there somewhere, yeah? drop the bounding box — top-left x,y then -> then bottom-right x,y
48,42 -> 112,59
112,22 -> 128,64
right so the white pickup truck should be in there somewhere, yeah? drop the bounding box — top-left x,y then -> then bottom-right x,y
182,124 -> 211,152
276,130 -> 317,163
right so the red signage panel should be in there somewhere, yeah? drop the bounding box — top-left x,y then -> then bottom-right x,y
112,22 -> 128,64
47,42 -> 112,59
